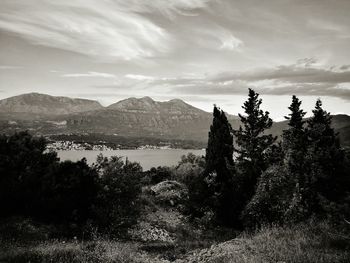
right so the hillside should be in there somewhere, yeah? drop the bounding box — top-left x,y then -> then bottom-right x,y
64,97 -> 239,141
269,114 -> 350,147
0,93 -> 349,147
0,94 -> 239,142
0,93 -> 103,116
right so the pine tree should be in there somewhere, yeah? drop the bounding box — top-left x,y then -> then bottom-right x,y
305,99 -> 345,214
234,89 -> 276,200
283,96 -> 307,178
282,95 -> 309,221
243,96 -> 309,226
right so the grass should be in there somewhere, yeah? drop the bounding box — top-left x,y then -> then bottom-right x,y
1,218 -> 349,262
0,239 -> 144,263
214,221 -> 350,263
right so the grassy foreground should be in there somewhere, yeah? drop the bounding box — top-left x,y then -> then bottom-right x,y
0,220 -> 349,263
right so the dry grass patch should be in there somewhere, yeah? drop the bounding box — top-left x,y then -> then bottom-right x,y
236,222 -> 350,263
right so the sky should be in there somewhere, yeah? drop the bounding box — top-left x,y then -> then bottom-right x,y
0,0 -> 350,120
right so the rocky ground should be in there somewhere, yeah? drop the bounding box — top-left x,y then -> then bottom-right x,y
1,180 -> 349,262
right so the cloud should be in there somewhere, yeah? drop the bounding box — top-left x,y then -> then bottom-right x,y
0,0 -> 212,62
210,61 -> 350,84
0,65 -> 22,70
218,31 -> 243,51
116,0 -> 211,19
340,65 -> 350,71
125,74 -> 156,81
128,59 -> 350,99
62,72 -> 117,78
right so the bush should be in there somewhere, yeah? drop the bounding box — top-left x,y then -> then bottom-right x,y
39,159 -> 99,226
91,155 -> 142,237
174,153 -> 211,221
0,133 -> 142,238
175,153 -> 205,185
0,131 -> 58,217
242,165 -> 295,227
150,180 -> 188,207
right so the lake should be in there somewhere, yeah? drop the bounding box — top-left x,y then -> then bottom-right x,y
57,149 -> 205,170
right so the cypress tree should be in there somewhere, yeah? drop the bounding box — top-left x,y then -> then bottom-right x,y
205,105 -> 234,173
204,105 -> 236,226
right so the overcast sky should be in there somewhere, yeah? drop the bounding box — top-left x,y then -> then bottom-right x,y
1,0 -> 350,120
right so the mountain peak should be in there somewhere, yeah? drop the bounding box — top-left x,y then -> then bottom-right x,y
169,98 -> 185,103
0,93 -> 102,115
108,96 -> 157,111
107,96 -> 206,115
140,96 -> 154,102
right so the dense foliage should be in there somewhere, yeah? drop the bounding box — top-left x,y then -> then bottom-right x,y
91,155 -> 142,236
0,132 -> 141,236
234,89 -> 276,202
188,90 -> 350,229
243,98 -> 350,227
0,131 -> 58,218
185,106 -> 238,226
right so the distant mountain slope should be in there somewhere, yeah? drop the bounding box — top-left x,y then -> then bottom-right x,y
269,114 -> 350,147
0,94 -> 349,148
0,93 -> 103,116
66,97 -> 237,141
108,96 -> 206,115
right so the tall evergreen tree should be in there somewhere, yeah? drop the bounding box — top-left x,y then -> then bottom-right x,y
285,95 -> 306,129
234,89 -> 276,200
205,105 -> 234,173
243,96 -> 308,226
203,105 -> 236,226
281,95 -> 309,221
305,99 -> 346,214
283,96 -> 307,178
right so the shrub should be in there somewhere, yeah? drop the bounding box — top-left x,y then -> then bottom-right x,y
39,159 -> 99,226
0,131 -> 58,217
150,180 -> 188,207
91,155 -> 142,237
242,165 -> 295,227
175,153 -> 205,185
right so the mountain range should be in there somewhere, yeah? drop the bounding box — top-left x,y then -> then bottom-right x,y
0,93 -> 102,116
0,93 -> 349,147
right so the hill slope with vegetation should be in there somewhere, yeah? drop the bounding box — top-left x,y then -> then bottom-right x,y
0,89 -> 349,262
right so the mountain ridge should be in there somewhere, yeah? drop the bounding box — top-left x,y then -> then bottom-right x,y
0,93 -> 207,115
0,93 -> 349,147
0,93 -> 103,115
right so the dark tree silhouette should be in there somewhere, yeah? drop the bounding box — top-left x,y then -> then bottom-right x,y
234,89 -> 276,205
283,96 -> 308,192
205,105 -> 234,174
305,99 -> 347,216
0,131 -> 58,217
204,105 -> 236,226
186,106 -> 237,226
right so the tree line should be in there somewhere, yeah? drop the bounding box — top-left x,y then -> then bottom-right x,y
187,88 -> 350,228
